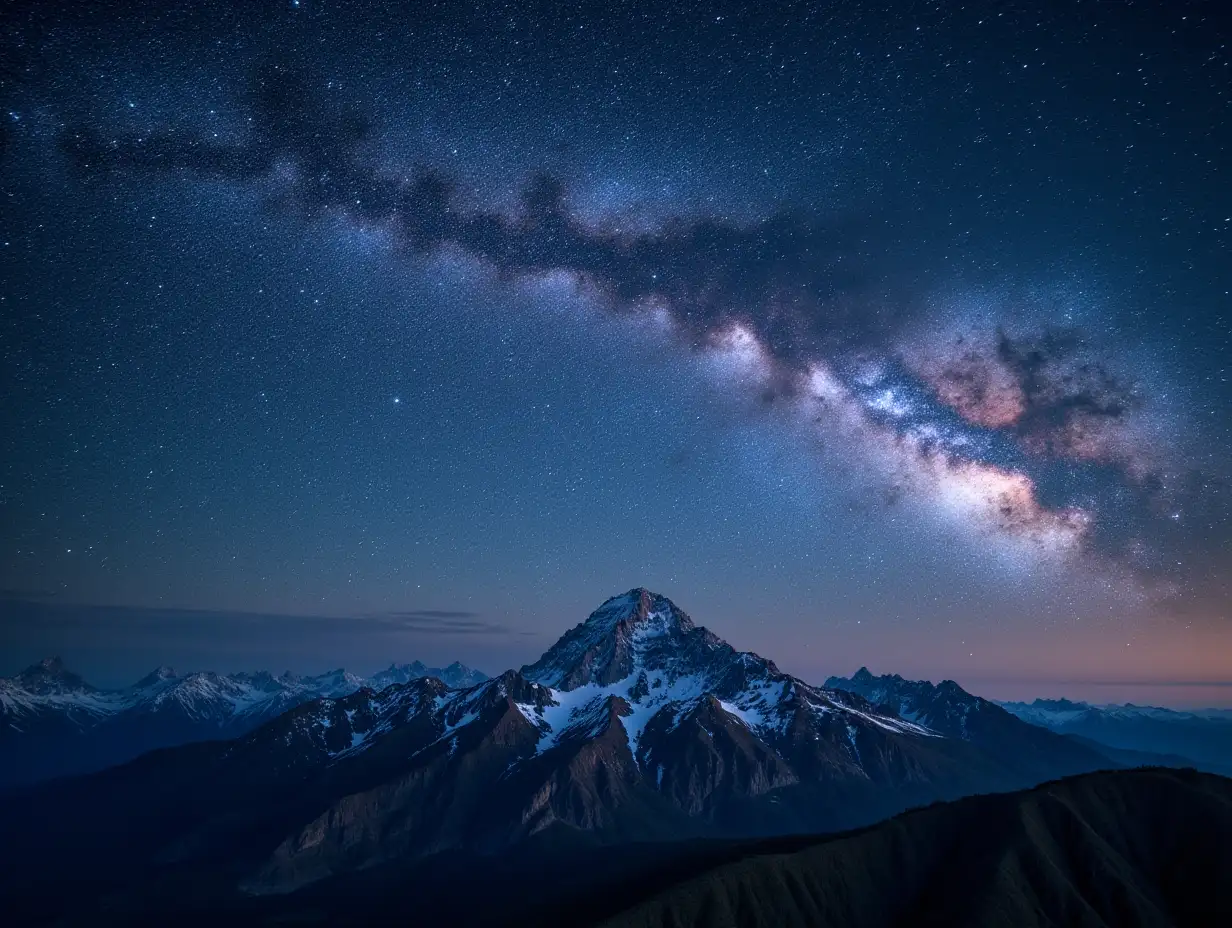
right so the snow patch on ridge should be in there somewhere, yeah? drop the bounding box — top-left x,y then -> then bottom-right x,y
529,671 -> 709,760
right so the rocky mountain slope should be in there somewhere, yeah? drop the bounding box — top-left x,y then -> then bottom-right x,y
824,667 -> 1113,781
598,767 -> 1232,928
0,657 -> 488,789
0,589 -> 1122,926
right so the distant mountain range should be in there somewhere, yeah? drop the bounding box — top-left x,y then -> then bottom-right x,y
0,588 -> 1144,925
999,696 -> 1232,776
824,668 -> 1232,776
823,666 -> 1100,755
0,657 -> 488,789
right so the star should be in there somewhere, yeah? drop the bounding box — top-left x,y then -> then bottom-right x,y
1,0 -> 1226,702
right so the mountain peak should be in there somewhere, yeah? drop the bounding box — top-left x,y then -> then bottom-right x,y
523,589 -> 698,690
367,660 -> 487,690
11,657 -> 95,696
134,666 -> 178,688
390,661 -> 429,673
582,588 -> 694,636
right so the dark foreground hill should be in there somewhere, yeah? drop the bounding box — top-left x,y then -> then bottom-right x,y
4,767 -> 1224,928
599,767 -> 1232,928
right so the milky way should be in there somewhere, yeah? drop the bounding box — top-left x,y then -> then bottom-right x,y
1,0 -> 1228,693
59,58 -> 1226,605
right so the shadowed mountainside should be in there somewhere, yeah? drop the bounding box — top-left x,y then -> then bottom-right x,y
600,766 -> 1232,928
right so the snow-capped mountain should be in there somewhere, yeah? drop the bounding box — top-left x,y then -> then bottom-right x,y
824,667 -> 985,736
0,656 -> 488,789
1002,697 -> 1231,726
0,658 -> 130,735
368,660 -> 489,690
514,589 -> 941,796
822,666 -> 1110,777
293,668 -> 369,699
999,697 -> 1232,775
0,589 -> 1115,898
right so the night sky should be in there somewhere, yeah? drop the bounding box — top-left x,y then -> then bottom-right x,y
2,0 -> 1229,705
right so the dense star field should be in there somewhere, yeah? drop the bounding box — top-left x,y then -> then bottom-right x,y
1,0 -> 1229,701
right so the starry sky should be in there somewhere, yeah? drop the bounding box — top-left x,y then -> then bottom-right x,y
1,0 -> 1229,705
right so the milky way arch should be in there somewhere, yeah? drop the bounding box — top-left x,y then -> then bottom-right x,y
61,61 -> 1228,609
